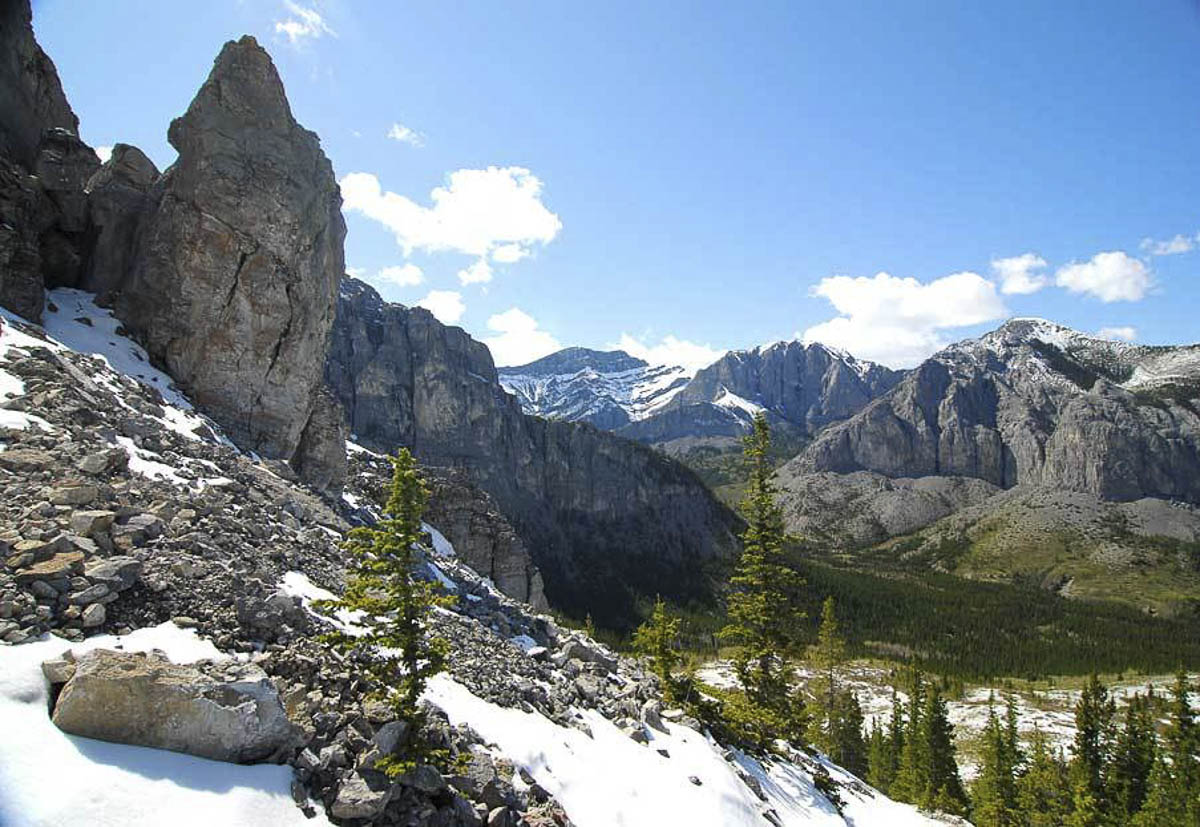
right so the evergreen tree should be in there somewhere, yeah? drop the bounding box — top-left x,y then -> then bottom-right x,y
1134,671 -> 1199,826
1107,689 -> 1157,821
921,685 -> 969,816
891,671 -> 930,805
632,596 -> 683,702
972,695 -> 1019,826
1016,728 -> 1071,827
315,448 -> 451,775
1070,674 -> 1115,811
829,689 -> 868,779
807,596 -> 848,755
867,718 -> 893,793
718,412 -> 807,749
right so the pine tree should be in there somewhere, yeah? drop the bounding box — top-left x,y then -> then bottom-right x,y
829,689 -> 868,778
972,695 -> 1019,826
718,412 -> 807,749
807,596 -> 847,756
867,718 -> 893,793
315,448 -> 451,775
1134,671 -> 1199,826
632,596 -> 682,702
921,685 -> 969,816
1070,674 -> 1115,811
891,671 -> 929,805
1107,689 -> 1157,821
1016,728 -> 1071,827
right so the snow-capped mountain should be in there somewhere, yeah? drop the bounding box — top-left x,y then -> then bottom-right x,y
501,342 -> 902,452
498,347 -> 689,430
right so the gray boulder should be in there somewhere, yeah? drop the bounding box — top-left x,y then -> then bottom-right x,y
51,648 -> 298,763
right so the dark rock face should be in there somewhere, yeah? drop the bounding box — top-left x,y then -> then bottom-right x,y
83,144 -> 160,296
787,319 -> 1200,504
109,37 -> 346,491
327,279 -> 739,624
0,0 -> 96,321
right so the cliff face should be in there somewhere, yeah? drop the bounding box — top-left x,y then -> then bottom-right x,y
0,0 -> 97,322
786,319 -> 1200,504
327,279 -> 740,625
107,37 -> 346,492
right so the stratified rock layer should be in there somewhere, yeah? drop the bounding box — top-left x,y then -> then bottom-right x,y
111,36 -> 345,490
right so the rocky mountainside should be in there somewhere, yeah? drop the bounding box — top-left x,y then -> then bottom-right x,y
776,319 -> 1200,615
620,341 -> 901,451
498,348 -> 687,430
787,318 -> 1200,502
325,279 -> 739,626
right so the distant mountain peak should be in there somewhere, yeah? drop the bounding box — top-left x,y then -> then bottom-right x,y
500,347 -> 651,376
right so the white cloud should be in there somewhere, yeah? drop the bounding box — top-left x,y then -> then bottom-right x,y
414,290 -> 464,324
274,1 -> 335,45
992,252 -> 1048,295
457,259 -> 493,285
345,266 -> 366,278
1097,326 -> 1137,342
339,167 -> 562,265
483,308 -> 561,367
376,263 -> 424,287
1139,233 -> 1195,256
94,145 -> 112,164
1055,251 -> 1152,302
612,333 -> 724,375
491,243 -> 529,264
801,270 -> 1008,368
386,122 -> 423,147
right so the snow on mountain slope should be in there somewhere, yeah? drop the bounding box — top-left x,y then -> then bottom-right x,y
498,347 -> 689,429
0,623 -> 330,827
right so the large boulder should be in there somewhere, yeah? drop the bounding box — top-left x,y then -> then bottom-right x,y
110,36 -> 345,491
51,648 -> 298,763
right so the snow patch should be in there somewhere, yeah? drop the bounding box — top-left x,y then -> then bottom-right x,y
424,522 -> 455,557
0,623 -> 325,827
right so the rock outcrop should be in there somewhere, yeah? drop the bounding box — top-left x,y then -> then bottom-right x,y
0,0 -> 97,322
107,36 -> 346,492
326,278 -> 739,625
82,143 -> 160,296
51,648 -> 298,763
786,319 -> 1200,504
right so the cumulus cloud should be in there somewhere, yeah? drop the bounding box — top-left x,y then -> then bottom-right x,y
375,263 -> 424,287
386,122 -> 423,147
340,167 -> 561,259
1139,233 -> 1195,256
414,290 -> 464,324
1055,251 -> 1152,302
491,244 -> 529,264
483,308 -> 561,367
94,145 -> 112,164
992,253 -> 1048,295
345,266 -> 366,278
801,271 -> 1008,368
274,1 -> 335,45
1097,326 -> 1137,342
457,259 -> 493,285
612,334 -> 724,375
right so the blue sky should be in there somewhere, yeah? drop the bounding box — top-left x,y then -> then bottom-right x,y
34,0 -> 1200,369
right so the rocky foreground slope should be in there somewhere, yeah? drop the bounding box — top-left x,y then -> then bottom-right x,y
0,296 -> 941,827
